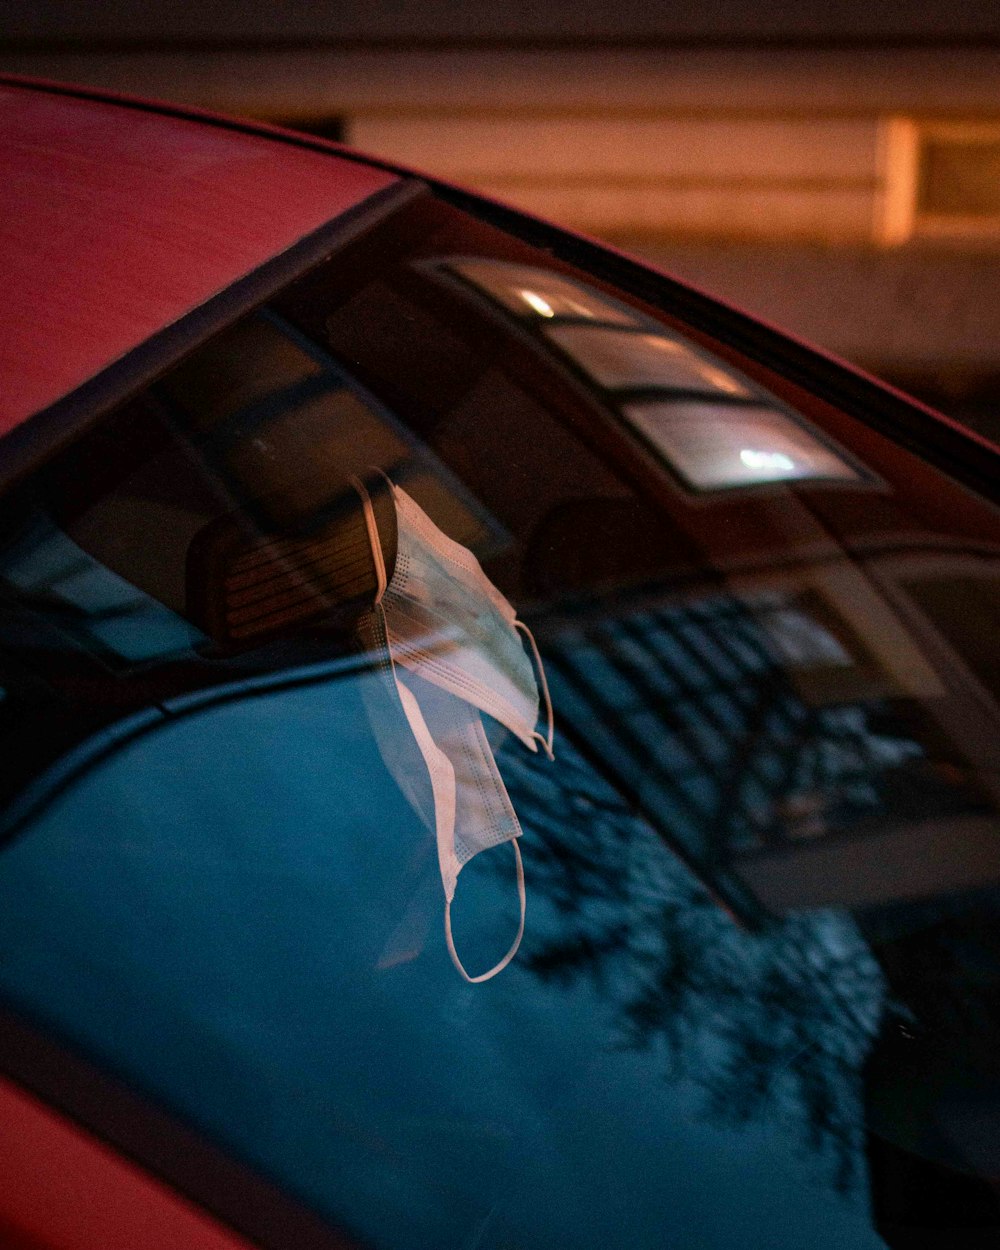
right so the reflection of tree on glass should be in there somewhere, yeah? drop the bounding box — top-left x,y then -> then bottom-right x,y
500,730 -> 886,1194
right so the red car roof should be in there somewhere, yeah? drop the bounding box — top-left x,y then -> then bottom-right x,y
0,81 -> 399,433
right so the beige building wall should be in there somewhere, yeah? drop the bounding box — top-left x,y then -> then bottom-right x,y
7,45 -> 1000,249
347,113 -> 885,244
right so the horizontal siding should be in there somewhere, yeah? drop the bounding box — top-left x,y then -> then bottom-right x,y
467,181 -> 877,240
346,114 -> 882,240
347,116 -> 880,181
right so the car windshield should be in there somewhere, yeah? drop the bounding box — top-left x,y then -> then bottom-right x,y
1,189 -> 999,1248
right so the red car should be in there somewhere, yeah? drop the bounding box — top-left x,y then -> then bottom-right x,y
1,76 -> 999,1250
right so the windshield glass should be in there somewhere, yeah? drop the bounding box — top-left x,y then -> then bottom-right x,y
1,190 -> 999,1249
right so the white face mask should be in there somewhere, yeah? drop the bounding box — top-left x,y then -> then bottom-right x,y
353,476 -> 554,983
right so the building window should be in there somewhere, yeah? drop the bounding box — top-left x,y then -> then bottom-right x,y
882,119 -> 1000,243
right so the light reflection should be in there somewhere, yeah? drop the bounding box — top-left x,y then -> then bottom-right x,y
698,364 -> 748,395
740,449 -> 797,472
520,289 -> 556,318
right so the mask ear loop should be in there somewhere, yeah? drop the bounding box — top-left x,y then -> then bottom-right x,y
350,475 -> 387,604
515,620 -> 555,761
445,839 -> 526,984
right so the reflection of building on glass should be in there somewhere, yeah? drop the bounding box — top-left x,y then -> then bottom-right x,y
529,547 -> 1000,924
713,555 -> 1000,915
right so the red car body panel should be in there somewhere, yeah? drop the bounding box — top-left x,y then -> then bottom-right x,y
0,1074 -> 255,1250
0,82 -> 398,434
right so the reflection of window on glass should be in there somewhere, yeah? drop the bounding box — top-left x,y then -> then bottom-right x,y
622,401 -> 862,491
58,312 -> 507,650
2,514 -> 204,664
440,256 -> 859,491
446,258 -> 640,325
538,582 -> 995,915
444,257 -> 756,402
544,325 -> 752,396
